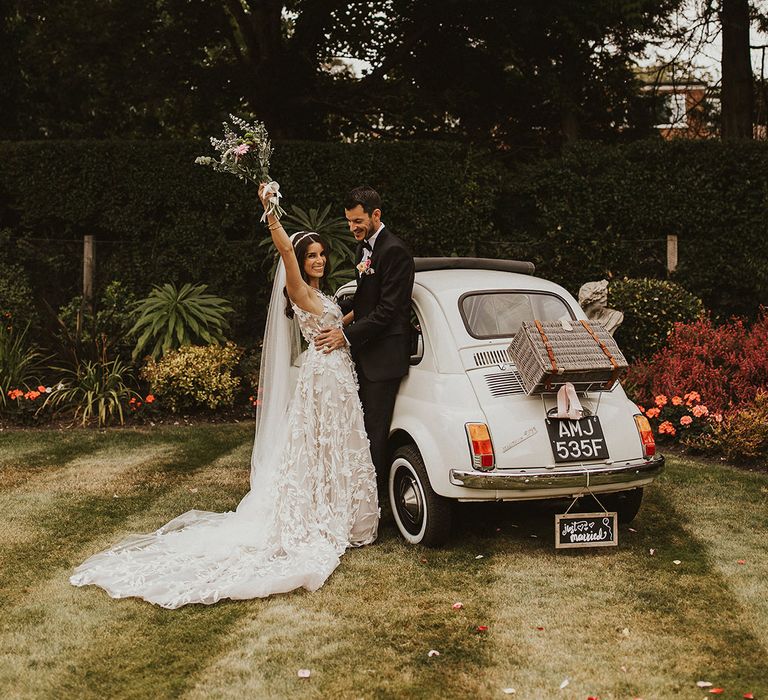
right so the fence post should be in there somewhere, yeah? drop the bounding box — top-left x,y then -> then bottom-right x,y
666,234 -> 678,274
78,235 -> 95,335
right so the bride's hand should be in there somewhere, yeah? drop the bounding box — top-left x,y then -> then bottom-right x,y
257,183 -> 269,211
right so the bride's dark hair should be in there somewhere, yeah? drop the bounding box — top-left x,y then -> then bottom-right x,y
284,231 -> 327,318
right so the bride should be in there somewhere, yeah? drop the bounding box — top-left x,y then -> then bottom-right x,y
70,185 -> 379,608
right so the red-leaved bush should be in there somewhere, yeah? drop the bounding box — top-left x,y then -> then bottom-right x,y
626,309 -> 768,415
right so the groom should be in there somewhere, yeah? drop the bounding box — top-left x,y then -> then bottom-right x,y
315,185 -> 415,486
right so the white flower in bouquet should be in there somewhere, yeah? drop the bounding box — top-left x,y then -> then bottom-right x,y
195,114 -> 286,221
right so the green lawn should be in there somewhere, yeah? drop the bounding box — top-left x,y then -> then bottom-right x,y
1,424 -> 766,699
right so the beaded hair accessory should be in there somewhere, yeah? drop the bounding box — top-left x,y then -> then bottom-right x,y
291,231 -> 318,248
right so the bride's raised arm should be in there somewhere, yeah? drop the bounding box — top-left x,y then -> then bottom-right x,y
258,184 -> 321,315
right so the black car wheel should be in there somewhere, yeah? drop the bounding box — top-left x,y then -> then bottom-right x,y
389,444 -> 452,547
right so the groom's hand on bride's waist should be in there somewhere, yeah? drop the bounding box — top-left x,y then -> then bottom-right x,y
315,328 -> 349,353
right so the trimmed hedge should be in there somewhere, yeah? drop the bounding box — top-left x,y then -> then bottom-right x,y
491,139 -> 768,319
0,140 -> 502,343
2,138 -> 767,345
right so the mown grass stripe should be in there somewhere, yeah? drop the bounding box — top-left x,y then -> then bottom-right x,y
0,443 -> 178,552
0,431 -> 118,490
0,490 -> 244,698
0,426 -> 252,603
481,459 -> 768,698
184,524 -> 499,699
0,429 -> 253,698
662,453 -> 768,639
0,425 -> 250,492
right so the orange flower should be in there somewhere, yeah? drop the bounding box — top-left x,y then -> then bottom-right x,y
145,394 -> 155,403
658,420 -> 676,436
684,391 -> 701,405
680,415 -> 693,426
24,390 -> 40,400
654,395 -> 668,408
671,396 -> 683,406
637,405 -> 646,413
713,412 -> 723,423
37,385 -> 46,393
691,404 -> 709,418
646,407 -> 661,419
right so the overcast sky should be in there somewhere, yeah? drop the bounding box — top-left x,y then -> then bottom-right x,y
642,2 -> 768,83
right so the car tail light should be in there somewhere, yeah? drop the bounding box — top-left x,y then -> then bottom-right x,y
634,414 -> 656,458
466,423 -> 495,471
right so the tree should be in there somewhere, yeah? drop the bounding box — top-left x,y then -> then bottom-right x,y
721,0 -> 754,138
0,0 -> 687,147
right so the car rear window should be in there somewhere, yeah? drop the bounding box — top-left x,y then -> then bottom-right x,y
460,291 -> 573,339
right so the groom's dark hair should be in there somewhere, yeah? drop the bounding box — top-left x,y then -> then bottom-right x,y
345,186 -> 381,215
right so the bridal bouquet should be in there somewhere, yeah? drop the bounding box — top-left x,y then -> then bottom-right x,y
195,115 -> 286,221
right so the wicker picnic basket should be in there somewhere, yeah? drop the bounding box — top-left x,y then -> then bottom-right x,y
508,319 -> 629,395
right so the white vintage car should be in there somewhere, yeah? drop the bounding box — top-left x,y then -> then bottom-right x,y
337,258 -> 664,546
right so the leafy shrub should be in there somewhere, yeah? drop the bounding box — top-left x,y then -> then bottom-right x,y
706,391 -> 768,464
44,357 -> 138,427
140,343 -> 242,413
130,283 -> 234,360
55,281 -> 139,365
0,321 -> 44,408
609,278 -> 704,362
0,263 -> 40,333
626,311 -> 768,415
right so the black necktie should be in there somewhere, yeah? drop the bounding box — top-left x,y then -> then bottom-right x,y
361,240 -> 372,252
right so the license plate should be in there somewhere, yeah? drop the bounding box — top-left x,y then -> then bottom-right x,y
545,415 -> 609,463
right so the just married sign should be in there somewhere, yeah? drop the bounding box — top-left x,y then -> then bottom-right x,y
554,512 -> 618,549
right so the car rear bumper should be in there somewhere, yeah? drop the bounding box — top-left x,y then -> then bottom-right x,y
449,455 -> 664,490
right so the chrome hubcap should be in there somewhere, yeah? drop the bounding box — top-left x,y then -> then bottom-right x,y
395,466 -> 424,535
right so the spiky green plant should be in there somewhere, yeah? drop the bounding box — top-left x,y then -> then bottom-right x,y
0,321 -> 43,408
260,203 -> 356,291
43,357 -> 138,427
130,283 -> 234,360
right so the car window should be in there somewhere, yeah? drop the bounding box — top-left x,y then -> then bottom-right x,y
460,291 -> 573,339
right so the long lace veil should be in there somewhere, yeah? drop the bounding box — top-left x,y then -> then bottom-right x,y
247,235 -> 302,490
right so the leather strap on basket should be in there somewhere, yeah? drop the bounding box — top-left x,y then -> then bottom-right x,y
534,320 -> 560,390
579,320 -> 620,389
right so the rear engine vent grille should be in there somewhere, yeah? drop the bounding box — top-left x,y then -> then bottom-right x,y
474,348 -> 512,367
485,371 -> 526,397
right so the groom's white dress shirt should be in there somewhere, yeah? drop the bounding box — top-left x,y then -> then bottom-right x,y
361,223 -> 385,263
343,222 -> 385,346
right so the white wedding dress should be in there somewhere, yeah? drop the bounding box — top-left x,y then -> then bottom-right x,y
70,288 -> 379,609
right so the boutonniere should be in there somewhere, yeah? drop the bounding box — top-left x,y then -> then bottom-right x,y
356,259 -> 375,276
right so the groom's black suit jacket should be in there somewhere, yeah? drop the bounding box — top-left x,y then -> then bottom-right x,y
340,227 -> 415,382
